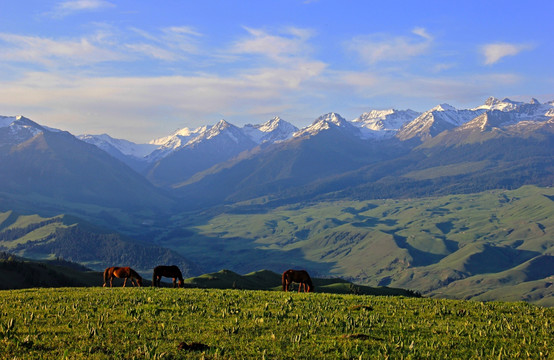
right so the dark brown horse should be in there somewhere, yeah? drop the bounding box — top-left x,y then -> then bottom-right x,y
152,265 -> 184,288
103,266 -> 143,287
282,269 -> 314,293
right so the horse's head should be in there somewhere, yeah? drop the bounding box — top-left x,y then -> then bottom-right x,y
178,279 -> 184,288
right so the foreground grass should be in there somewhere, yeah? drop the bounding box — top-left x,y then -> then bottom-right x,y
0,288 -> 552,359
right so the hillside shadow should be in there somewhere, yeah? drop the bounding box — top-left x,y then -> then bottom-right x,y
390,233 -> 446,267
351,216 -> 397,228
163,232 -> 337,278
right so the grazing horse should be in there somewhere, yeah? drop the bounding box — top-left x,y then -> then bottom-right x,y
282,269 -> 314,293
152,265 -> 184,288
103,266 -> 143,287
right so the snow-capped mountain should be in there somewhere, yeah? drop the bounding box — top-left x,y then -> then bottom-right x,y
294,112 -> 361,138
0,115 -> 50,147
242,117 -> 298,144
146,125 -> 209,162
144,119 -> 258,186
473,97 -> 554,118
352,109 -> 420,139
78,133 -> 159,172
396,104 -> 486,141
0,115 -> 172,214
146,118 -> 296,163
459,99 -> 554,132
186,119 -> 255,147
78,133 -> 158,158
473,97 -> 524,112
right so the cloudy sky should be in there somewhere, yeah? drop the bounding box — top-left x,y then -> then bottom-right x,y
1,0 -> 552,142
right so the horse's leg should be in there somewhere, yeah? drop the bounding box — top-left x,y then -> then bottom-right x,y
173,278 -> 177,288
123,277 -> 127,287
109,277 -> 113,288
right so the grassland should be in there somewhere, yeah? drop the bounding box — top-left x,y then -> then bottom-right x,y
162,185 -> 554,304
0,287 -> 552,359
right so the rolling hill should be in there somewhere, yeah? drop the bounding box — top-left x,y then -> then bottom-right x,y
0,211 -> 200,277
157,186 -> 553,305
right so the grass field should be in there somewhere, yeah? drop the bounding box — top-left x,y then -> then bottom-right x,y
0,287 -> 552,359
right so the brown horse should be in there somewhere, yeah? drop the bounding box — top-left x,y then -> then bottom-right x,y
282,269 -> 314,293
152,265 -> 184,288
103,266 -> 143,287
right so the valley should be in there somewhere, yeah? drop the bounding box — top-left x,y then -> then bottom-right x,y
0,97 -> 553,305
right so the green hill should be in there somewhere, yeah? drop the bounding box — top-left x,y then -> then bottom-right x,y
0,252 -> 99,289
0,212 -> 199,277
182,269 -> 419,297
0,254 -> 420,299
158,185 -> 554,305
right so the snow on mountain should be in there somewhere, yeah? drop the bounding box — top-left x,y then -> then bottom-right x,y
473,97 -> 524,111
294,112 -> 360,138
242,117 -> 298,144
396,104 -> 486,141
150,125 -> 208,147
78,133 -> 158,158
187,119 -> 247,146
460,98 -> 554,132
352,109 -> 420,139
146,119 -> 257,163
0,115 -> 48,145
473,97 -> 553,117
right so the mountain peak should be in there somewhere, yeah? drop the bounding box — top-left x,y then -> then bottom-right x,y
214,119 -> 232,131
484,97 -> 500,106
258,116 -> 283,132
242,117 -> 298,144
431,103 -> 457,112
315,112 -> 348,126
294,112 -> 358,138
353,109 -> 420,139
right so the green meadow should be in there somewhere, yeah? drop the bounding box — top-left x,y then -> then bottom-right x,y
0,287 -> 552,359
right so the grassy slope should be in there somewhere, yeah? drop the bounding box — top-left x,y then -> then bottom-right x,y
0,256 -> 418,298
161,185 -> 553,304
0,287 -> 551,359
0,212 -> 200,277
183,269 -> 419,297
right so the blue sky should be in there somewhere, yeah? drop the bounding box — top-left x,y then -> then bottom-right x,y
0,0 -> 552,142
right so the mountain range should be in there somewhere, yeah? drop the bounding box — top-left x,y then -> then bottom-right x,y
1,96 -> 553,304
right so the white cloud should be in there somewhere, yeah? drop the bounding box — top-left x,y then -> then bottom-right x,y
0,59 -> 327,141
481,43 -> 532,65
127,26 -> 202,60
50,0 -> 115,17
347,29 -> 433,64
0,33 -> 125,66
412,27 -> 433,40
124,43 -> 179,61
231,27 -> 314,63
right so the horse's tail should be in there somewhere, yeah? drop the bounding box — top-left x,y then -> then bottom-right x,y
133,269 -> 143,281
306,276 -> 314,292
176,266 -> 184,281
152,268 -> 157,287
282,271 -> 289,291
103,267 -> 110,286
